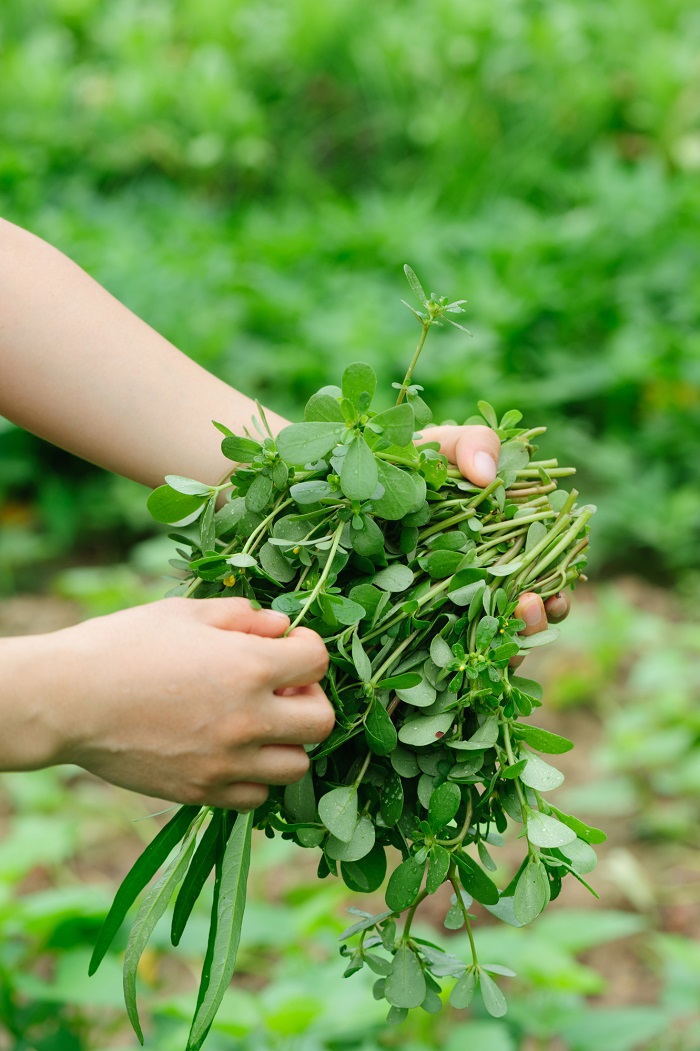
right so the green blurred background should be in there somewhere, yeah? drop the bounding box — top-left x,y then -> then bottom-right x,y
1,2 -> 699,1049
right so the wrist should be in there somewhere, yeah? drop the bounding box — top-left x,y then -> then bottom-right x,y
0,629 -> 83,771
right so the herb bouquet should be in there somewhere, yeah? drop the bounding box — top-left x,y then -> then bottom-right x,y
89,268 -> 600,1048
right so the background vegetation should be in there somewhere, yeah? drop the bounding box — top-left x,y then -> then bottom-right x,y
1,1 -> 698,1049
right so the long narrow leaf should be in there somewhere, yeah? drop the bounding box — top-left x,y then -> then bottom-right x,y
187,810 -> 254,1051
89,804 -> 201,976
171,810 -> 235,946
123,819 -> 202,1043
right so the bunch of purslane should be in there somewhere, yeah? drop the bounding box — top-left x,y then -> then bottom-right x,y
89,268 -> 600,1049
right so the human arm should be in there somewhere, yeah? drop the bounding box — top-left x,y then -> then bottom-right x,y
0,598 -> 334,810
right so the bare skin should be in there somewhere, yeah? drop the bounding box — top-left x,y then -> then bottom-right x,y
0,218 -> 567,806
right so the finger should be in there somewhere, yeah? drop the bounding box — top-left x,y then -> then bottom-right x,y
515,592 -> 548,636
509,592 -> 548,670
245,744 -> 311,785
266,686 -> 336,744
267,626 -> 330,688
422,425 -> 500,487
545,592 -> 570,623
191,597 -> 291,637
213,782 -> 270,812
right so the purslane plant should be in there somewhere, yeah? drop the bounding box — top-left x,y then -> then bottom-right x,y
89,267 -> 600,1048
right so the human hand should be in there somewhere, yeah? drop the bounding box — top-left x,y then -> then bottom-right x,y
41,598 -> 334,810
425,423 -> 571,645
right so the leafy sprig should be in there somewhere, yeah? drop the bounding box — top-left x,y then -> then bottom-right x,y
91,267 -> 599,1045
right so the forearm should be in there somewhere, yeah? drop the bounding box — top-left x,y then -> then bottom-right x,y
0,218 -> 288,488
0,633 -> 68,771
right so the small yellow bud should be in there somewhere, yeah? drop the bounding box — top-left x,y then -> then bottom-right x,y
223,573 -> 237,587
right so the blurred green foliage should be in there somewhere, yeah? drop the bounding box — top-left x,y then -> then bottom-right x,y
1,0 -> 700,587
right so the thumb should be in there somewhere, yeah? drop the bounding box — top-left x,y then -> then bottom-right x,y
193,597 -> 291,637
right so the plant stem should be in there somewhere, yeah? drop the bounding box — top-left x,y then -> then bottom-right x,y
286,523 -> 345,633
402,889 -> 429,940
396,322 -> 430,405
448,864 -> 479,967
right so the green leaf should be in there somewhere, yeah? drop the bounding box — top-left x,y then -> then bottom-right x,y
525,809 -> 577,848
449,715 -> 499,751
497,440 -> 530,473
428,782 -> 461,831
89,805 -> 201,976
351,515 -> 385,557
304,392 -> 344,422
199,496 -> 216,556
426,845 -> 451,894
164,475 -> 214,496
513,857 -> 550,924
258,541 -> 295,584
276,421 -> 344,465
341,845 -> 388,894
478,969 -> 508,1018
476,616 -> 499,649
342,362 -> 377,408
398,712 -> 454,746
283,769 -> 317,823
341,435 -> 379,501
548,806 -> 607,844
419,549 -> 465,579
172,811 -> 230,947
376,673 -> 422,690
243,472 -> 273,512
516,724 -> 573,754
147,486 -> 208,525
289,479 -> 333,504
385,856 -> 425,912
558,838 -> 598,874
187,811 -> 253,1051
380,770 -> 404,827
478,401 -> 499,429
516,627 -> 560,648
449,969 -> 476,1009
519,752 -> 565,792
124,822 -> 199,1042
365,700 -> 398,756
385,944 -> 426,1009
395,679 -> 436,708
501,758 -> 527,780
327,815 -> 376,862
404,264 -> 428,306
220,436 -> 262,462
453,852 -> 499,905
372,460 -> 422,520
370,404 -> 415,447
318,786 -> 358,843
352,634 -> 372,681
372,564 -> 414,592
323,594 -> 366,626
429,635 -> 454,667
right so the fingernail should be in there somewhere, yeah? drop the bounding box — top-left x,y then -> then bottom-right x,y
474,451 -> 497,484
267,609 -> 290,620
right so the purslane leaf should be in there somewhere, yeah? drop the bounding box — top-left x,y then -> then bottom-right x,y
276,421 -> 344,464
